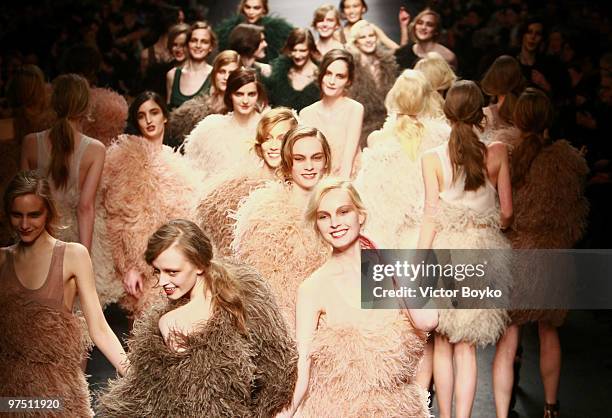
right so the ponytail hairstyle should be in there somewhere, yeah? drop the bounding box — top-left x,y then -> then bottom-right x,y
48,74 -> 90,189
414,51 -> 457,99
384,70 -> 429,160
145,219 -> 247,333
511,88 -> 553,188
443,80 -> 486,191
4,170 -> 61,238
481,55 -> 526,125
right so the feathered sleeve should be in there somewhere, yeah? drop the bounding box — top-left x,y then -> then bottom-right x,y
103,136 -> 203,316
231,263 -> 298,416
183,113 -> 227,177
230,181 -> 330,328
166,94 -> 215,147
196,170 -> 267,257
508,140 -> 589,249
82,87 -> 128,146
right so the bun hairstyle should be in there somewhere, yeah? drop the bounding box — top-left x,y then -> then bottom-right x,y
481,55 -> 527,125
238,0 -> 269,16
511,88 -> 553,187
280,126 -> 332,181
145,219 -> 247,333
443,80 -> 487,191
48,73 -> 90,189
128,91 -> 169,136
4,170 -> 61,238
186,21 -> 217,53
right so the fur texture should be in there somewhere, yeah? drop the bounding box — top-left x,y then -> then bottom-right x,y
166,93 -> 216,147
216,14 -> 294,62
501,139 -> 589,326
197,168 -> 271,258
354,117 -> 450,248
348,49 -> 399,147
432,203 -> 511,346
299,313 -> 430,418
265,56 -> 320,111
183,113 -> 261,180
103,135 -> 203,317
0,293 -> 93,417
97,263 -> 297,417
82,87 -> 128,146
231,181 -> 331,329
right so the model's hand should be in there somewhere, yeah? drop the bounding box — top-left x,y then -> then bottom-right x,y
123,268 -> 144,298
399,7 -> 411,27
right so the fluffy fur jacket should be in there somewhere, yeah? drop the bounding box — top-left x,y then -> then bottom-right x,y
265,56 -> 320,111
102,135 -> 203,317
498,135 -> 589,325
348,49 -> 399,147
0,293 -> 93,417
97,263 -> 297,417
231,181 -> 331,329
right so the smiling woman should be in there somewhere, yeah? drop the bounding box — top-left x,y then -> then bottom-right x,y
0,171 -> 128,416
216,0 -> 293,63
275,178 -> 435,418
97,219 -> 297,417
265,28 -> 320,111
230,126 -> 332,330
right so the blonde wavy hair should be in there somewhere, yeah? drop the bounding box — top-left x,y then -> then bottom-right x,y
347,19 -> 377,49
383,70 -> 439,160
414,52 -> 457,97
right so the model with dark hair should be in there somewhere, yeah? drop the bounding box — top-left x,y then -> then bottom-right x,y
216,0 -> 293,63
102,91 -> 203,318
300,49 -> 364,178
166,50 -> 241,146
231,126 -> 333,329
417,80 -> 512,418
228,23 -> 272,77
98,219 -> 297,417
265,28 -> 320,111
183,68 -> 267,180
492,89 -> 588,418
